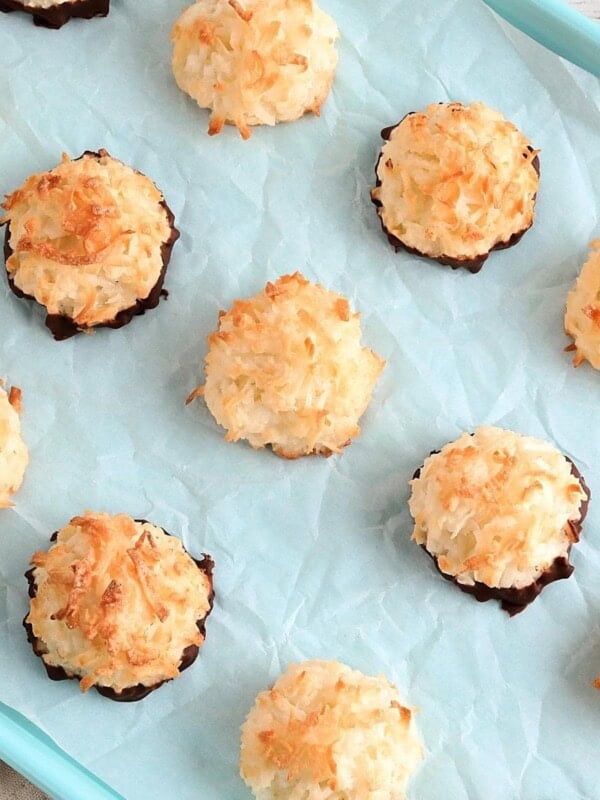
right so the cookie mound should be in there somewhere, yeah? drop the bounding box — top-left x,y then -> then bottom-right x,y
409,426 -> 589,614
25,512 -> 214,700
371,102 -> 539,272
0,383 -> 28,508
565,241 -> 600,369
240,660 -> 424,800
171,0 -> 339,139
1,150 -> 179,339
188,272 -> 384,458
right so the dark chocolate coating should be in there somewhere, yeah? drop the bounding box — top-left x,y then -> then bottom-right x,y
24,523 -> 214,702
0,0 -> 108,29
371,113 -> 540,274
2,150 -> 179,340
412,450 -> 590,616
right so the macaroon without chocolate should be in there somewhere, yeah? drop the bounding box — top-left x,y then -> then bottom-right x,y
1,150 -> 179,340
371,102 -> 540,273
24,512 -> 214,701
0,0 -> 109,29
409,427 -> 590,615
240,660 -> 424,800
565,240 -> 600,369
171,0 -> 339,139
187,272 -> 385,459
0,383 -> 28,508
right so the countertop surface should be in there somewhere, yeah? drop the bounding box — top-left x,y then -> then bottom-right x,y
571,0 -> 600,18
1,0 -> 598,799
0,763 -> 48,800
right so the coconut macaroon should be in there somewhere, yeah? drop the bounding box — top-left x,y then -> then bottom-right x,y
240,660 -> 424,800
0,0 -> 109,29
24,512 -> 214,701
409,427 -> 590,615
0,383 -> 28,508
171,0 -> 339,140
371,102 -> 540,273
187,272 -> 384,458
565,241 -> 600,369
1,150 -> 179,340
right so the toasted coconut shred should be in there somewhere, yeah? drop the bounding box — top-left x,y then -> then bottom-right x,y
0,384 -> 28,508
1,151 -> 171,328
565,240 -> 600,369
372,102 -> 539,261
189,272 -> 385,458
409,427 -> 587,590
240,660 -> 424,800
171,0 -> 339,139
26,512 -> 212,694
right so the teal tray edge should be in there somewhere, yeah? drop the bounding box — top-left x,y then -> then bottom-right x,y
483,0 -> 600,77
0,703 -> 123,800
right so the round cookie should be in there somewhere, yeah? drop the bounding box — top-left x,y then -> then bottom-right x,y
0,0 -> 109,29
1,150 -> 179,340
187,272 -> 385,458
171,0 -> 339,139
0,383 -> 28,508
565,241 -> 600,369
371,102 -> 540,272
409,427 -> 590,615
240,660 -> 423,800
24,512 -> 214,700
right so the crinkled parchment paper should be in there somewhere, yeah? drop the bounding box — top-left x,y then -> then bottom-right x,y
1,0 -> 600,797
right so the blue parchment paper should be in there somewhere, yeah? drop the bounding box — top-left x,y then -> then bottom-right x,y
1,1 -> 600,797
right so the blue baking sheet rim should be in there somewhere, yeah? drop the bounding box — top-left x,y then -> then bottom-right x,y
484,0 -> 600,77
0,703 -> 123,800
0,0 -> 599,798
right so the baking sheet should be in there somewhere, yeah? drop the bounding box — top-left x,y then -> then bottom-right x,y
1,0 -> 600,797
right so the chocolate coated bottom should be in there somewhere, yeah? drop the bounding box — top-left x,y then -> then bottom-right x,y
3,150 -> 179,340
412,452 -> 590,615
24,524 -> 214,701
372,115 -> 540,274
0,0 -> 108,29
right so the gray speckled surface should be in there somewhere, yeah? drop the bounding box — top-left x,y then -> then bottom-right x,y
571,0 -> 600,19
0,763 -> 47,800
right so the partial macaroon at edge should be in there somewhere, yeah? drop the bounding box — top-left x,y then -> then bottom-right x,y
0,382 -> 28,508
565,240 -> 600,369
0,0 -> 109,29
